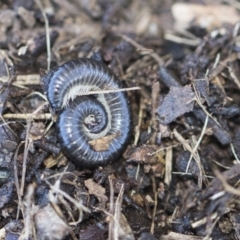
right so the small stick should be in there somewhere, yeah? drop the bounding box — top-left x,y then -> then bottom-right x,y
133,98 -> 144,146
164,147 -> 173,185
20,120 -> 32,197
3,113 -> 52,120
186,115 -> 209,173
80,86 -> 141,95
173,128 -> 203,188
118,34 -> 164,65
164,32 -> 200,46
35,0 -> 51,70
150,176 -> 158,235
230,143 -> 240,162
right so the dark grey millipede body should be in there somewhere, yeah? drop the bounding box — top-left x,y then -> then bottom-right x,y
42,58 -> 131,168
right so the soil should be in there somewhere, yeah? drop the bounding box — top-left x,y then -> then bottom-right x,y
1,0 -> 240,240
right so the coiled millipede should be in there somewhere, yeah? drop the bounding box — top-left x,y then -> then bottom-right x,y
42,58 -> 131,168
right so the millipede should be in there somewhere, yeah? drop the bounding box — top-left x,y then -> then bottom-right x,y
42,58 -> 131,168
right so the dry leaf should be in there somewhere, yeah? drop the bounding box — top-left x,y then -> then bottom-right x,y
29,122 -> 45,140
84,178 -> 108,203
156,85 -> 195,125
89,133 -> 119,151
127,145 -> 158,164
172,3 -> 240,31
34,205 -> 70,240
18,7 -> 36,28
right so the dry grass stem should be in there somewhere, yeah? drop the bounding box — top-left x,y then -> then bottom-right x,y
20,120 -> 32,196
203,216 -> 220,240
13,142 -> 24,219
80,86 -> 141,95
133,98 -> 144,146
186,115 -> 209,173
173,128 -> 203,188
213,168 -> 240,196
191,213 -> 218,229
162,232 -> 204,240
35,0 -> 51,70
119,34 -> 164,65
46,179 -> 90,225
3,113 -> 52,120
164,146 -> 173,185
230,143 -> 240,162
20,183 -> 37,240
150,176 -> 158,235
164,32 -> 201,46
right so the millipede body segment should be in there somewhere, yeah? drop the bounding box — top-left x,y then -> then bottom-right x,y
42,58 -> 131,168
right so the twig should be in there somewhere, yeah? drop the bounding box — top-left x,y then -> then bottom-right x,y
164,146 -> 173,185
212,53 -> 220,69
172,172 -> 214,179
173,128 -> 203,188
14,142 -> 24,219
20,120 -> 32,196
150,176 -> 158,235
3,113 -> 52,120
203,216 -> 220,240
80,86 -> 141,95
192,82 -> 220,126
191,213 -> 218,229
0,76 -> 28,89
113,184 -> 124,240
211,160 -> 231,170
227,62 -> 240,89
148,144 -> 179,156
133,98 -> 144,146
207,53 -> 237,81
186,115 -> 209,173
0,116 -> 19,138
25,92 -> 48,102
108,175 -> 126,240
118,34 -> 164,65
16,74 -> 41,85
20,183 -> 37,240
162,232 -> 204,240
230,143 -> 240,163
108,176 -> 114,240
233,21 -> 240,38
46,179 -> 90,225
213,168 -> 240,196
164,32 -> 200,46
35,0 -> 51,70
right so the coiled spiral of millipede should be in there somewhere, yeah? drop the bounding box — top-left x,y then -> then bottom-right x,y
42,58 -> 131,168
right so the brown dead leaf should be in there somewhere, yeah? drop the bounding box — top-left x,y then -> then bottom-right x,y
117,213 -> 135,240
18,7 -> 36,28
89,132 -> 119,151
127,145 -> 157,164
29,122 -> 45,140
131,193 -> 144,207
147,162 -> 164,178
84,178 -> 108,203
172,3 -> 240,31
145,194 -> 154,207
127,145 -> 165,177
159,123 -> 170,138
0,10 -> 15,31
34,205 -> 70,240
44,155 -> 58,168
44,154 -> 68,169
156,85 -> 195,125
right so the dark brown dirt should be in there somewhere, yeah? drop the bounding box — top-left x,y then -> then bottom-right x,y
1,1 -> 240,240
